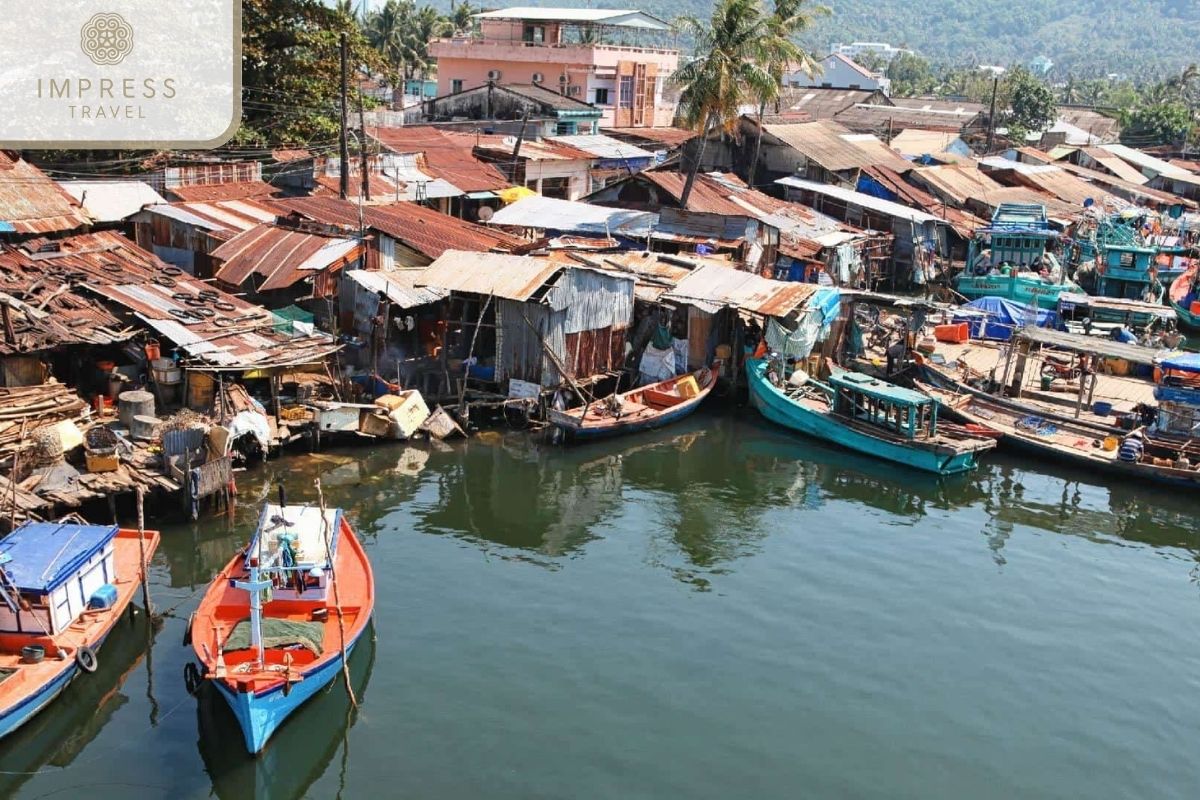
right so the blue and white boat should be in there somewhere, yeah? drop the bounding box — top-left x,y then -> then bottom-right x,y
746,359 -> 996,475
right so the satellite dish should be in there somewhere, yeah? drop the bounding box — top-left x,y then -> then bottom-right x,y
1169,203 -> 1185,219
1083,197 -> 1095,208
476,205 -> 494,222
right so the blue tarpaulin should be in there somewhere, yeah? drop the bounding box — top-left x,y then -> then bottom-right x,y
953,296 -> 1059,341
1160,351 -> 1200,374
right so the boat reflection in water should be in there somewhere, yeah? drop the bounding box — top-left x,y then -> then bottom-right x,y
197,621 -> 375,800
0,610 -> 153,797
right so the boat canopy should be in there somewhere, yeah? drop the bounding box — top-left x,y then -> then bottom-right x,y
1159,351 -> 1200,374
249,504 -> 341,573
1015,326 -> 1166,365
0,522 -> 117,594
829,372 -> 932,408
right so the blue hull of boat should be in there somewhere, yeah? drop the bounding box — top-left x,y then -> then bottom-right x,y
0,660 -> 76,741
215,627 -> 366,754
746,361 -> 979,475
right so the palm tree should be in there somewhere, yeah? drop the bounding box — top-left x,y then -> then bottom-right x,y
366,0 -> 409,79
449,0 -> 477,34
748,0 -> 827,189
672,0 -> 776,207
410,5 -> 453,82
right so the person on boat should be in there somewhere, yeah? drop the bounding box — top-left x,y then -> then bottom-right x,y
1110,325 -> 1137,344
1142,267 -> 1164,304
1118,429 -> 1145,463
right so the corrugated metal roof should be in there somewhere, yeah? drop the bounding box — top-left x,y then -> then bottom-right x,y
345,269 -> 449,309
777,177 -> 943,224
601,126 -> 698,148
1098,144 -> 1189,179
663,263 -> 817,318
909,164 -> 1008,206
472,7 -> 670,28
212,224 -> 363,291
759,120 -> 909,172
888,129 -> 963,157
834,104 -> 979,135
1077,148 -> 1148,184
889,97 -> 986,115
274,196 -> 522,259
58,181 -> 166,223
0,230 -> 337,368
773,88 -> 878,120
978,157 -> 1124,208
859,164 -> 985,238
136,198 -> 279,238
166,181 -> 279,203
416,251 -> 566,301
549,134 -> 656,161
367,126 -> 512,192
0,152 -> 92,234
488,195 -> 656,237
380,152 -> 463,199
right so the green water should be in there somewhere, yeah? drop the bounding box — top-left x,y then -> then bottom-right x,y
2,411 -> 1200,799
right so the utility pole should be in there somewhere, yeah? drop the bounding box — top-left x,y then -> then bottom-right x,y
358,89 -> 371,202
985,76 -> 999,154
339,32 -> 350,201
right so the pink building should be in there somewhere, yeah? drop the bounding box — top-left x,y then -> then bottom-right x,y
429,7 -> 679,128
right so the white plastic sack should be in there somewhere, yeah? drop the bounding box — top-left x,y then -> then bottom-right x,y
638,343 -> 675,384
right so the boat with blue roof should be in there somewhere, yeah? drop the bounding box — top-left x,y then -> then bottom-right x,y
746,359 -> 996,475
0,521 -> 159,741
190,498 -> 374,754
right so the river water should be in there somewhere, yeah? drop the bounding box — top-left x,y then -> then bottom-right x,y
2,410 -> 1199,799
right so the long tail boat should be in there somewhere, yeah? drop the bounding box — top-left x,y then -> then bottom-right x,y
0,521 -> 159,740
917,380 -> 1200,487
548,366 -> 716,441
746,359 -> 996,475
191,500 -> 374,754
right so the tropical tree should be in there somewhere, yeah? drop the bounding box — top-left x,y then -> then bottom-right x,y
366,0 -> 410,80
672,0 -> 776,206
449,0 -> 477,33
748,0 -> 826,188
1122,102 -> 1193,147
1004,66 -> 1056,141
887,52 -> 935,97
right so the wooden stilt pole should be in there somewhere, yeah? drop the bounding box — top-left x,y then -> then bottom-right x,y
136,487 -> 153,616
315,478 -> 357,708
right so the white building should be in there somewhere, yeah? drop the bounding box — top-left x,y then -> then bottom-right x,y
829,42 -> 912,62
786,53 -> 890,95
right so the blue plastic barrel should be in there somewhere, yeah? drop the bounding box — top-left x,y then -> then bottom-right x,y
1092,401 -> 1113,416
87,584 -> 119,610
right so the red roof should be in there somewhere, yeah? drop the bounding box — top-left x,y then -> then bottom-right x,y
272,196 -> 523,259
367,126 -> 511,192
0,151 -> 91,234
166,181 -> 280,203
636,171 -> 753,216
212,224 -> 364,291
602,127 -> 699,148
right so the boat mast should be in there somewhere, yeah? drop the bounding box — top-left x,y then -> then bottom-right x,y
234,565 -> 271,670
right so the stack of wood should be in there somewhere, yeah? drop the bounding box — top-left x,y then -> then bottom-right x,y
0,383 -> 88,462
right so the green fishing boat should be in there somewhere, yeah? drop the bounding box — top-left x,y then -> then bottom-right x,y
956,203 -> 1080,309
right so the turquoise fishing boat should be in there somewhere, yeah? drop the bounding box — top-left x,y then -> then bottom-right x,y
746,359 -> 996,475
956,203 -> 1079,309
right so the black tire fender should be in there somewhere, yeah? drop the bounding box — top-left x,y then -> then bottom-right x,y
75,645 -> 98,674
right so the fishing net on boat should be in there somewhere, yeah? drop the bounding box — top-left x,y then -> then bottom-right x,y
223,618 -> 325,656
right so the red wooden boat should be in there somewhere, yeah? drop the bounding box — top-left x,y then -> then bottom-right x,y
548,366 -> 717,441
190,501 -> 374,754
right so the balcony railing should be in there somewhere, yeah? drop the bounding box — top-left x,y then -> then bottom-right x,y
430,37 -> 679,57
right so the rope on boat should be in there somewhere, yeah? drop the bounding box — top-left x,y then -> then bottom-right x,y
315,478 -> 358,709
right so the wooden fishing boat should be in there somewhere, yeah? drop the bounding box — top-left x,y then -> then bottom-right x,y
0,521 -> 159,741
548,366 -> 716,441
191,500 -> 374,754
918,381 -> 1200,487
746,359 -> 996,475
1168,264 -> 1200,329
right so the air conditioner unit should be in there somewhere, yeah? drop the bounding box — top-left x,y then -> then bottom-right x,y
531,72 -> 545,84
487,69 -> 502,81
558,74 -> 569,84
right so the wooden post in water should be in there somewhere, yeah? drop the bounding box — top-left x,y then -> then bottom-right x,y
314,478 -> 358,708
136,487 -> 153,615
